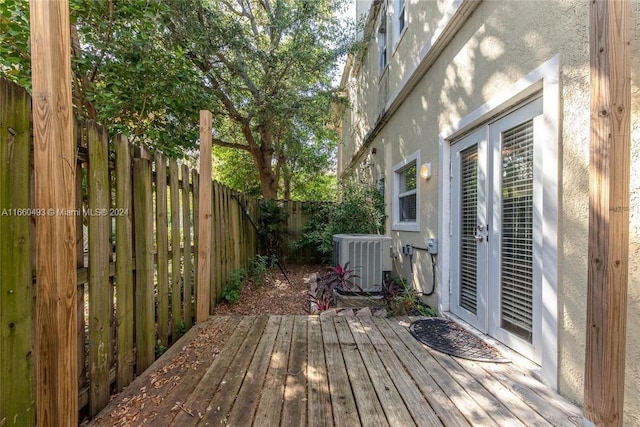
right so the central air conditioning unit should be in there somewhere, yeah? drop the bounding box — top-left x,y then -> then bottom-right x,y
332,234 -> 393,293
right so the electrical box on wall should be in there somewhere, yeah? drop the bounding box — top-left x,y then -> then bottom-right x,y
427,238 -> 438,254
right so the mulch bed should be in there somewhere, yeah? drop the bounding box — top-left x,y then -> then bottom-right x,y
213,264 -> 325,315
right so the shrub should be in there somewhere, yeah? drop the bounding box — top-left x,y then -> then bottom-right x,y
221,268 -> 248,304
383,276 -> 436,317
257,199 -> 288,260
312,263 -> 361,309
295,180 -> 386,262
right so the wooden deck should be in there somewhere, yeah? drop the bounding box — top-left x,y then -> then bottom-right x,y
90,315 -> 583,426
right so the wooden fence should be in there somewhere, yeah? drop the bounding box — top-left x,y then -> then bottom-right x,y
0,78 -> 260,423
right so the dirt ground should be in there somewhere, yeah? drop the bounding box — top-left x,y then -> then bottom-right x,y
212,264 -> 326,315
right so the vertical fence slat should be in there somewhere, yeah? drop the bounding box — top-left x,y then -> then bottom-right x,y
231,194 -> 241,271
0,78 -> 34,426
133,149 -> 154,374
223,186 -> 231,283
75,126 -> 86,395
210,181 -> 218,307
197,110 -> 211,320
169,160 -> 182,341
155,153 -> 169,347
181,164 -> 193,329
192,169 -> 201,317
87,121 -> 111,417
115,135 -> 134,391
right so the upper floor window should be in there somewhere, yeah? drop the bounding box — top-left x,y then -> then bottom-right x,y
395,0 -> 407,41
378,6 -> 387,73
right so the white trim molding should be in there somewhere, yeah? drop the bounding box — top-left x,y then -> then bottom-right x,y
438,55 -> 561,390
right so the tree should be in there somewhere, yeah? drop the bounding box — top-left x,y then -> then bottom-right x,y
163,0 -> 350,198
1,0 -> 352,198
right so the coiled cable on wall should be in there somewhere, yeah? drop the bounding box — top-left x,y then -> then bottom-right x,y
399,245 -> 437,296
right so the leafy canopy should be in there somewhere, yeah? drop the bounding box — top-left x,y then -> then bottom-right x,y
0,0 -> 353,199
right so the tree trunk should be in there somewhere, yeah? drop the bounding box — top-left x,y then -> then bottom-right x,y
252,146 -> 278,199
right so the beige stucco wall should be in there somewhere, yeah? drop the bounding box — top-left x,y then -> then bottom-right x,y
340,0 -> 640,423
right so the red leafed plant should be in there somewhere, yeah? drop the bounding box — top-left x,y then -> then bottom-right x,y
312,262 -> 361,309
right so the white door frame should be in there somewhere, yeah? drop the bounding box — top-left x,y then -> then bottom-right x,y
438,55 -> 560,390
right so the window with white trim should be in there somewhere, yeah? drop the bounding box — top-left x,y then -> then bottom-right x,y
394,0 -> 407,44
378,5 -> 387,73
393,151 -> 419,231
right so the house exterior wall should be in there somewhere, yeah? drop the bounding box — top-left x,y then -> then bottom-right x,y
338,0 -> 640,422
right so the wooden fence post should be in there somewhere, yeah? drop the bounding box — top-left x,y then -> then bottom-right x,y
197,110 -> 212,321
0,79 -> 34,426
156,152 -> 170,347
133,148 -> 154,374
115,135 -> 134,391
584,1 -> 631,425
29,0 -> 78,424
87,121 -> 111,417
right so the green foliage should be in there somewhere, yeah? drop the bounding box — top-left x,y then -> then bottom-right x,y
220,255 -> 275,303
0,0 -> 30,89
257,199 -> 288,259
213,146 -> 262,197
221,268 -> 248,304
295,180 -> 386,261
155,339 -> 167,358
248,254 -> 276,285
1,0 -> 355,197
176,320 -> 186,338
383,276 -> 436,317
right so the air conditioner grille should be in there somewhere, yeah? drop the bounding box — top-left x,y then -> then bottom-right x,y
333,234 -> 392,293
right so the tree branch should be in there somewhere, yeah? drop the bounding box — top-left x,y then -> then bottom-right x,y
212,137 -> 252,152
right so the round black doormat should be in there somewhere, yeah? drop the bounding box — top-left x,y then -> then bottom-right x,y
409,318 -> 510,363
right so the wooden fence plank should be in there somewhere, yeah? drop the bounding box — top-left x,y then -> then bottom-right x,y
0,78 -> 34,427
29,0 -> 78,423
87,121 -> 111,417
231,193 -> 241,271
133,150 -> 155,374
223,186 -> 231,283
74,120 -> 86,397
181,164 -> 193,330
192,169 -> 200,317
585,1 -> 631,425
115,135 -> 134,391
169,159 -> 182,341
196,110 -> 211,321
211,181 -> 221,307
156,152 -> 169,347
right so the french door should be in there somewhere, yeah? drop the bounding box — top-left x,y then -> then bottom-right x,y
451,98 -> 543,362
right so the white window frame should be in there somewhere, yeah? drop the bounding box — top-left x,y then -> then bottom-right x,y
393,0 -> 408,50
378,5 -> 388,74
438,55 -> 560,390
392,150 -> 420,231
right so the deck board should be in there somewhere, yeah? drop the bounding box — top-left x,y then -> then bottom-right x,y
90,315 -> 583,427
226,315 -> 281,426
345,317 -> 415,426
197,315 -> 269,425
282,316 -> 309,427
320,316 -> 362,427
253,315 -> 295,427
333,316 -> 388,426
358,316 -> 442,426
307,316 -> 333,427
